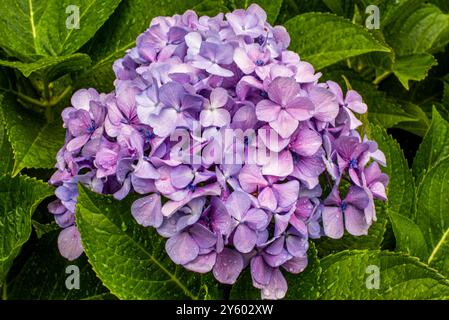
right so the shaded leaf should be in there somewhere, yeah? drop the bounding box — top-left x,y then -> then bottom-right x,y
0,175 -> 53,286
0,93 -> 65,176
413,108 -> 449,182
8,230 -> 113,300
393,53 -> 437,90
0,53 -> 91,80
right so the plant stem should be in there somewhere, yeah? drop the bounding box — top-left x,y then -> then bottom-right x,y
2,284 -> 7,300
373,71 -> 392,85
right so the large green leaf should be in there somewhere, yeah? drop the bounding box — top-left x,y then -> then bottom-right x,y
0,0 -> 121,59
416,157 -> 449,277
0,53 -> 91,80
0,93 -> 65,176
8,231 -> 113,300
0,175 -> 53,286
319,250 -> 449,299
0,0 -> 47,60
193,0 -> 229,17
369,125 -> 428,258
284,13 -> 390,70
386,4 -> 449,56
357,0 -> 424,28
77,0 -> 203,92
413,108 -> 449,183
352,81 -> 418,128
392,53 -> 437,90
394,101 -> 430,137
75,185 -> 223,300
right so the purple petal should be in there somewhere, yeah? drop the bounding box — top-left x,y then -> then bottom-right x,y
251,255 -> 272,287
170,165 -> 194,189
58,226 -> 83,261
261,268 -> 287,300
322,206 -> 344,239
184,252 -> 217,273
131,194 -> 162,228
273,180 -> 299,208
233,223 -> 258,253
213,248 -> 244,284
165,232 -> 199,265
344,205 -> 369,236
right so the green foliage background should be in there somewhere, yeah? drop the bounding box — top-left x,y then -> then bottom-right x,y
1,0 -> 449,300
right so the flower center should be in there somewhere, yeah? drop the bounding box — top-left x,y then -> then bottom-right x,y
340,201 -> 347,211
255,59 -> 264,66
187,183 -> 196,192
255,35 -> 265,46
349,158 -> 358,169
86,120 -> 96,134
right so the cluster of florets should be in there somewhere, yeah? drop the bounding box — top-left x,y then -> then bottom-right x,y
48,4 -> 388,299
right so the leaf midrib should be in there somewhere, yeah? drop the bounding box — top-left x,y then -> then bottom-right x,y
28,0 -> 38,52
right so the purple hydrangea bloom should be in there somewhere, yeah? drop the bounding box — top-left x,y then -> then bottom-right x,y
49,4 -> 388,299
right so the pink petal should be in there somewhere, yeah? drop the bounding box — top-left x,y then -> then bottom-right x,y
322,206 -> 344,239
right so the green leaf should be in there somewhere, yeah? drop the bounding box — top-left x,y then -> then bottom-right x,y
386,4 -> 449,56
416,157 -> 449,277
413,108 -> 449,183
351,81 -> 418,128
76,185 -> 223,300
0,175 -> 53,286
357,0 -> 424,28
0,53 -> 91,80
368,125 -> 428,257
0,93 -> 65,176
392,53 -> 437,90
229,0 -> 283,23
8,230 -> 113,300
368,125 -> 415,217
31,220 -> 60,239
284,13 -> 390,70
35,0 -> 122,56
0,0 -> 47,60
394,101 -> 430,137
0,108 -> 14,175
193,0 -> 229,17
77,0 -> 203,92
0,0 -> 121,59
319,250 -> 449,299
322,0 -> 355,18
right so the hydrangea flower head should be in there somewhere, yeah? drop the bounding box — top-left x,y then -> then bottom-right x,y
49,4 -> 388,299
